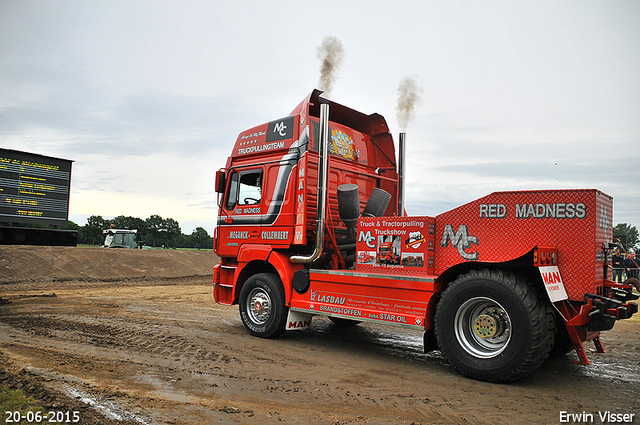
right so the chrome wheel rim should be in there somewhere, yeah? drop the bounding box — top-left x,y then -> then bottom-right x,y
247,287 -> 271,325
454,297 -> 511,358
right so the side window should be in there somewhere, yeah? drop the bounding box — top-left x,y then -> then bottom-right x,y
226,172 -> 239,210
226,170 -> 262,210
238,171 -> 262,205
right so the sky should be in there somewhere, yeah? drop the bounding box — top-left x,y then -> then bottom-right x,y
1,0 -> 639,235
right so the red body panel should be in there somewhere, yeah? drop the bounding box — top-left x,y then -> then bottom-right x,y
289,270 -> 441,329
434,189 -> 613,301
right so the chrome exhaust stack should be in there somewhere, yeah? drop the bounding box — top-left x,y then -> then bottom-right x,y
397,132 -> 406,217
291,103 -> 330,264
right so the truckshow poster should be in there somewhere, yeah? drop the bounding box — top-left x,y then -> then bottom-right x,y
356,216 -> 435,275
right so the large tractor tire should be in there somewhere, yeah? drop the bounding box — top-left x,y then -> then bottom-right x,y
239,273 -> 288,339
434,269 -> 554,382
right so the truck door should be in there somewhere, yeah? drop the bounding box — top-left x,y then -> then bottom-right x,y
217,167 -> 264,257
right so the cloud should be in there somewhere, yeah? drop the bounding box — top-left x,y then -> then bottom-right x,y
1,0 -> 639,233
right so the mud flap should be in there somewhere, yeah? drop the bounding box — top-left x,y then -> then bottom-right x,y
539,266 -> 568,302
286,310 -> 313,330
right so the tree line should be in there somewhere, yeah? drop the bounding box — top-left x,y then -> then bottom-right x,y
614,223 -> 639,252
61,215 -> 213,249
4,218 -> 637,252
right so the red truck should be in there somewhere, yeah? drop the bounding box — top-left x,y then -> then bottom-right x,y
377,238 -> 399,265
213,89 -> 638,382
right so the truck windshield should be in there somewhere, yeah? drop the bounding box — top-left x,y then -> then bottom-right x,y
121,233 -> 136,248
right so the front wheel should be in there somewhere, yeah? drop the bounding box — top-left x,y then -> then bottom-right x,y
434,269 -> 554,382
239,273 -> 288,338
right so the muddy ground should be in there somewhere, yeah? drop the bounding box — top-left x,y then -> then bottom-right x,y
0,246 -> 638,425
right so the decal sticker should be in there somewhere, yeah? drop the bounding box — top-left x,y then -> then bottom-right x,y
515,202 -> 586,219
261,230 -> 289,240
401,253 -> 424,267
539,266 -> 569,302
235,207 -> 261,214
377,235 -> 401,266
356,216 -> 435,274
238,141 -> 285,155
330,129 -> 359,160
441,224 -> 479,261
357,251 -> 376,265
266,116 -> 295,142
406,231 -> 425,248
358,230 -> 376,249
479,203 -> 507,218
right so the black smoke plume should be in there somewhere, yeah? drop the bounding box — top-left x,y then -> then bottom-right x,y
316,36 -> 344,98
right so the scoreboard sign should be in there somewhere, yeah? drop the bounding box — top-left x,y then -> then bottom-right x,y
0,148 -> 73,226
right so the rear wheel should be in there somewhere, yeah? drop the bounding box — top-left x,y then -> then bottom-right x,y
435,269 -> 554,382
239,273 -> 288,338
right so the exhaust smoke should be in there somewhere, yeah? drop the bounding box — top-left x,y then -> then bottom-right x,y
396,75 -> 422,130
316,36 -> 344,98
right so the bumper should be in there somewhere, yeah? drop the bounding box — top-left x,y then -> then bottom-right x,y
568,293 -> 638,332
557,282 -> 637,366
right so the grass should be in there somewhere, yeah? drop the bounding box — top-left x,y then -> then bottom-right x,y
0,387 -> 47,425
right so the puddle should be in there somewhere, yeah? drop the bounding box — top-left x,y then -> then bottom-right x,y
132,372 -> 207,405
24,367 -> 154,424
375,329 -> 424,352
578,355 -> 640,383
64,386 -> 151,424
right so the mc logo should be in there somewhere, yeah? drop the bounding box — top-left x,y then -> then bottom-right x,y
441,224 -> 479,261
358,230 -> 376,249
273,121 -> 287,137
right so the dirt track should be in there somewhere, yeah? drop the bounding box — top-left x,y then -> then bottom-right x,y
1,246 -> 639,425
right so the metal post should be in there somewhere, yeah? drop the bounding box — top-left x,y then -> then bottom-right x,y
398,133 -> 406,217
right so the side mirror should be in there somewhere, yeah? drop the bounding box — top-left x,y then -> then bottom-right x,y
215,169 -> 226,193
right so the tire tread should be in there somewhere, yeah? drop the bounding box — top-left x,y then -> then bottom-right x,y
435,268 -> 555,382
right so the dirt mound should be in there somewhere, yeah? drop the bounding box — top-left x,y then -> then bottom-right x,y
0,246 -> 217,284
